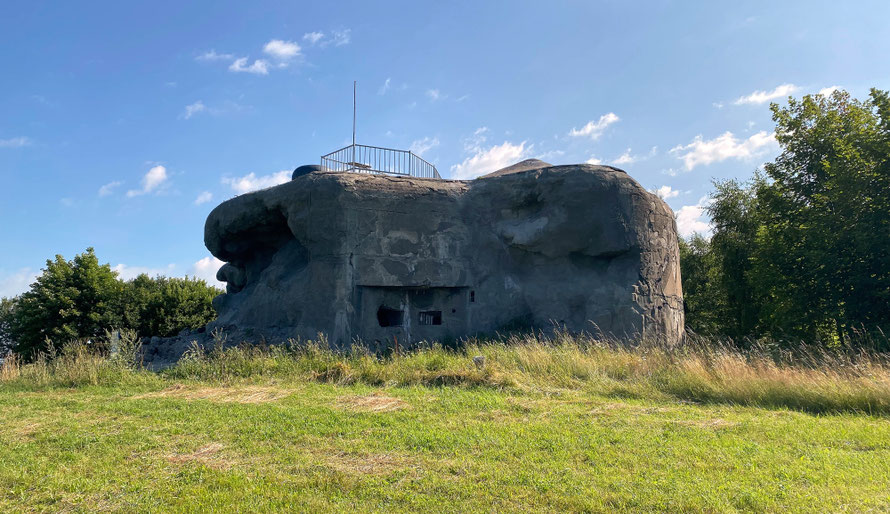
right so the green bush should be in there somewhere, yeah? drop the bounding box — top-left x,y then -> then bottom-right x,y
2,248 -> 222,359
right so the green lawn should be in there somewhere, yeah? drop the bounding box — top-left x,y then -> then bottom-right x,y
2,379 -> 889,512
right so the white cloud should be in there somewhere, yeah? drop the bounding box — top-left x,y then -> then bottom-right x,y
653,185 -> 679,200
330,29 -> 351,46
196,50 -> 235,61
303,31 -> 324,45
608,146 -> 657,167
301,29 -> 349,47
222,170 -> 291,194
263,39 -> 301,61
191,256 -> 225,287
229,57 -> 269,75
568,113 -> 620,140
426,89 -> 441,101
112,263 -> 176,281
734,83 -> 798,105
182,100 -> 207,119
670,131 -> 776,170
409,137 -> 439,156
0,268 -> 38,298
536,149 -> 565,161
450,141 -> 529,180
0,136 -> 32,148
586,156 -> 602,165
675,197 -> 713,237
194,191 -> 213,205
378,78 -> 391,95
713,102 -> 725,109
98,181 -> 123,197
818,85 -> 841,97
126,165 -> 169,197
613,148 -> 636,165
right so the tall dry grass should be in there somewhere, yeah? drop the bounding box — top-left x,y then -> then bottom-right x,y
2,329 -> 889,414
0,330 -> 159,389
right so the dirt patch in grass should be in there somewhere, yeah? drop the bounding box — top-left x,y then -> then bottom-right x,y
590,402 -> 675,416
166,443 -> 229,469
337,393 -> 409,413
12,421 -> 42,440
674,418 -> 739,430
325,451 -> 414,475
136,384 -> 290,404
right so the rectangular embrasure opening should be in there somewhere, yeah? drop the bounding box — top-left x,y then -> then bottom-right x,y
418,310 -> 442,325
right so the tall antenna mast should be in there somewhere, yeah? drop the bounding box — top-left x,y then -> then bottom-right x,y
352,80 -> 356,167
352,80 -> 356,147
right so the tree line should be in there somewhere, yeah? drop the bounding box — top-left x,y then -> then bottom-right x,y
0,248 -> 221,358
680,88 -> 890,348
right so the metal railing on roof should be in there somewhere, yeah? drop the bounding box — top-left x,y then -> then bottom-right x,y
321,144 -> 441,179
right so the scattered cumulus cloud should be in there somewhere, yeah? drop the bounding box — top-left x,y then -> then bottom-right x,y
568,113 -> 620,140
818,85 -> 841,96
263,39 -> 301,62
450,141 -> 528,180
607,146 -> 657,167
450,128 -> 529,179
196,50 -> 235,61
426,89 -> 441,101
191,256 -> 225,287
675,197 -> 713,237
0,268 -> 38,298
670,131 -> 776,170
653,185 -> 680,200
98,181 -> 123,197
0,136 -> 32,148
126,165 -> 169,197
613,148 -> 636,165
301,29 -> 350,47
409,136 -> 439,156
535,149 -> 565,161
194,191 -> 213,205
229,57 -> 269,75
182,100 -> 207,119
222,170 -> 291,194
734,83 -> 798,105
303,31 -> 324,45
329,29 -> 351,46
586,156 -> 602,165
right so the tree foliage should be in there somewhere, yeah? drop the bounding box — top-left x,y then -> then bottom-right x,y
2,248 -> 222,358
122,274 -> 219,338
681,89 -> 890,347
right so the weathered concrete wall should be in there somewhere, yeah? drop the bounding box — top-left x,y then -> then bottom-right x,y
200,161 -> 684,349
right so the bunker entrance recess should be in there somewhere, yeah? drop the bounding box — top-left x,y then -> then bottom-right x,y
357,286 -> 470,347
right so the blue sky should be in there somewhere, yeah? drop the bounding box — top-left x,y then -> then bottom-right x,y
2,1 -> 889,297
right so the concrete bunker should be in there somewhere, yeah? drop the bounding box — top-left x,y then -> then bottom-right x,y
193,158 -> 685,352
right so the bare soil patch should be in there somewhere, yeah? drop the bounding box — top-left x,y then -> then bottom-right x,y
674,418 -> 739,429
166,443 -> 229,469
337,393 -> 408,412
325,451 -> 413,475
136,384 -> 290,404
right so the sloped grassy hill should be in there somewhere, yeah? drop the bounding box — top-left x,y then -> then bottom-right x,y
2,335 -> 889,512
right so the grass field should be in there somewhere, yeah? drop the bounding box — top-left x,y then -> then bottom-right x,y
1,333 -> 889,512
